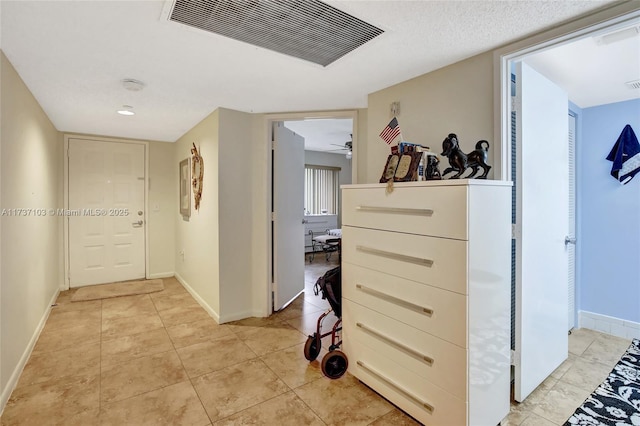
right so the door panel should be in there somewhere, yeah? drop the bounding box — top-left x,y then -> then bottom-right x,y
273,123 -> 305,311
514,62 -> 569,401
68,139 -> 145,287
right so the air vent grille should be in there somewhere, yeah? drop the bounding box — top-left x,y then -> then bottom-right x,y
169,0 -> 384,66
625,79 -> 640,89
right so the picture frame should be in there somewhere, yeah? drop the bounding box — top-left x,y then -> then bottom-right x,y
379,154 -> 400,183
179,158 -> 191,217
393,152 -> 423,182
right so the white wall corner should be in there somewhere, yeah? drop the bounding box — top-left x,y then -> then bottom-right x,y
174,273 -> 220,323
578,310 -> 640,340
148,272 -> 175,280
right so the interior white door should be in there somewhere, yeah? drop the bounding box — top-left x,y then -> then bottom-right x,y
568,113 -> 577,330
514,62 -> 569,402
273,122 -> 305,311
68,139 -> 146,287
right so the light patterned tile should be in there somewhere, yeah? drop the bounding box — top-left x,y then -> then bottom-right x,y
100,350 -> 188,403
151,292 -> 199,312
560,357 -> 614,393
260,342 -> 326,389
102,311 -> 164,339
99,381 -> 210,426
101,328 -> 174,366
33,320 -> 101,354
368,408 -> 422,425
294,374 -> 394,425
166,317 -> 233,348
176,334 -> 257,378
581,334 -> 631,366
101,294 -> 157,320
157,304 -> 212,327
235,322 -> 307,356
194,359 -> 289,423
1,374 -> 99,426
149,278 -> 188,299
520,412 -> 558,426
17,342 -> 100,387
213,391 -> 323,425
45,303 -> 102,330
532,380 -> 592,424
568,328 -> 599,356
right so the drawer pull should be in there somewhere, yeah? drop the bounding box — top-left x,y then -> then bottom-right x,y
357,206 -> 434,217
356,322 -> 434,366
356,360 -> 435,414
356,246 -> 434,267
356,284 -> 434,316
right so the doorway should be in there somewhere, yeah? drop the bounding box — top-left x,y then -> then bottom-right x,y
267,111 -> 357,315
64,136 -> 148,288
498,8 -> 640,402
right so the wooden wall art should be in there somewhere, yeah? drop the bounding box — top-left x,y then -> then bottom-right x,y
191,143 -> 204,210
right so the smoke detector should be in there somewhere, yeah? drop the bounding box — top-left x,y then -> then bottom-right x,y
122,79 -> 145,91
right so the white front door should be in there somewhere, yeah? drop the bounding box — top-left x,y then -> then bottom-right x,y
514,62 -> 569,401
272,122 -> 305,311
68,138 -> 146,287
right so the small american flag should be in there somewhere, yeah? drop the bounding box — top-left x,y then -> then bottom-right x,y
379,117 -> 401,145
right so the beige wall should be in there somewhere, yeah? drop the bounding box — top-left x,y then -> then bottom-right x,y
0,52 -> 62,404
148,141 -> 176,278
217,108 -> 258,321
365,52 -> 494,183
174,110 -> 220,317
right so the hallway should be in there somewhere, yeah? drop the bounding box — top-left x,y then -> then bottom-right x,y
0,264 -> 632,425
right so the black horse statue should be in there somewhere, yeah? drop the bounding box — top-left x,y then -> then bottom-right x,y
440,133 -> 491,179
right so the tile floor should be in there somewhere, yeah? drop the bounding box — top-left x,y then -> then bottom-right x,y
0,256 -> 632,425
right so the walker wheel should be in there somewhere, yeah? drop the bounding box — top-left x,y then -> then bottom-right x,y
321,350 -> 348,379
304,334 -> 321,361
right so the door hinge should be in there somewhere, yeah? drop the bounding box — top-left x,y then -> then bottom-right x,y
512,223 -> 517,239
511,350 -> 519,366
271,212 -> 275,221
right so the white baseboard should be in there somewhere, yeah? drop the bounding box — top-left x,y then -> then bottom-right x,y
174,273 -> 220,323
219,310 -> 256,324
1,288 -> 60,415
579,310 -> 640,340
148,272 -> 175,279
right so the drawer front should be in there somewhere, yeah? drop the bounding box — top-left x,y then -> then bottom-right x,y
342,226 -> 468,295
344,336 -> 467,426
343,299 -> 467,399
343,264 -> 467,347
342,185 -> 468,240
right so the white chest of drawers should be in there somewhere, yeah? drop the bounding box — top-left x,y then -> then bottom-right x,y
341,180 -> 511,426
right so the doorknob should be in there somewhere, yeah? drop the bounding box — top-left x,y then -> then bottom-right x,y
564,236 -> 576,245
132,220 -> 144,228
302,219 -> 308,224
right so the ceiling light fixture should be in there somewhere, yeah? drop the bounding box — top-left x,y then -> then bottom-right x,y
117,105 -> 135,116
594,25 -> 640,45
346,151 -> 352,160
122,79 -> 145,91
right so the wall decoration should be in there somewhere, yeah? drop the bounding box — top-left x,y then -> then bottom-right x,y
440,133 -> 491,179
179,158 -> 190,217
191,143 -> 204,210
379,154 -> 400,183
393,152 -> 422,182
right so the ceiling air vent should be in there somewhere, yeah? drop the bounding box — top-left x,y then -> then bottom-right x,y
168,0 -> 384,66
625,79 -> 640,90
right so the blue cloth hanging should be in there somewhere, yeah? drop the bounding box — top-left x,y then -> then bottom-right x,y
606,124 -> 640,185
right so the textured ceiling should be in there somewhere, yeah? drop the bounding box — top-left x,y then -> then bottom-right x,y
0,0 -> 626,142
